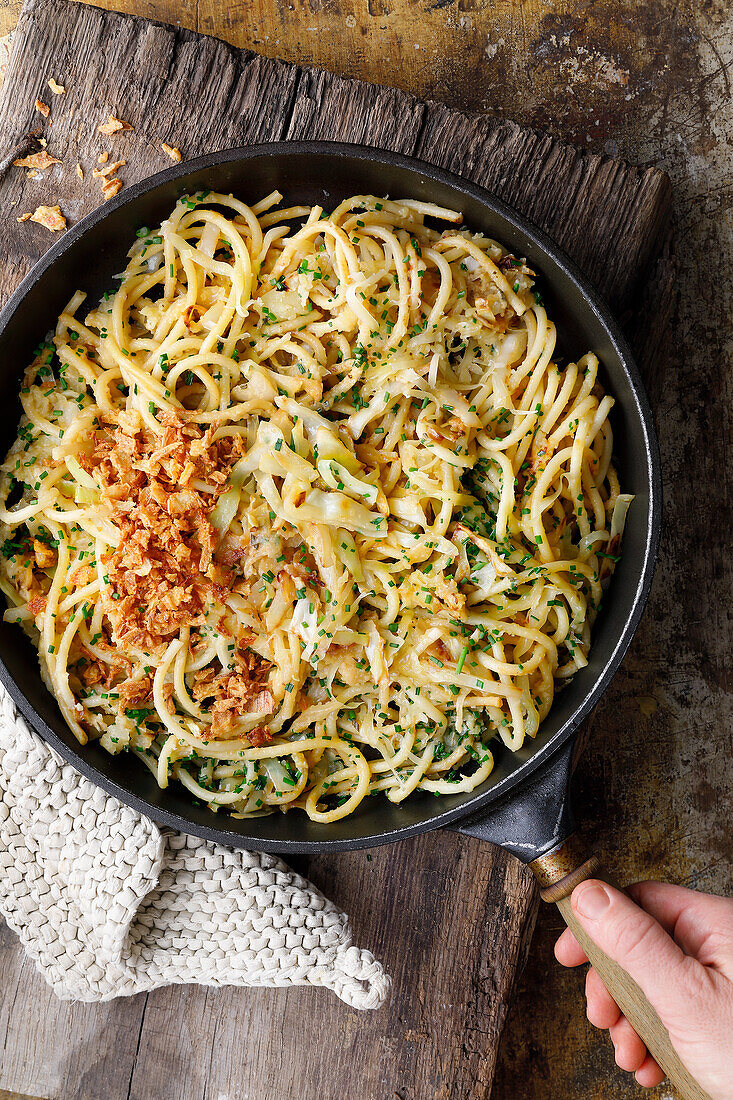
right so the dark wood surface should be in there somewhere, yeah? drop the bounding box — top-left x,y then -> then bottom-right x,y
0,2 -> 673,1098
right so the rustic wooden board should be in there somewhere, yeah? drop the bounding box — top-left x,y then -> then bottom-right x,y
0,2 -> 671,1099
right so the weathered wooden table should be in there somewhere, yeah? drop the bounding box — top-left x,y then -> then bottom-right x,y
0,3 -> 731,1100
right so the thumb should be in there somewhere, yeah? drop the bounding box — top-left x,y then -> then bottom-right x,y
571,879 -> 694,1020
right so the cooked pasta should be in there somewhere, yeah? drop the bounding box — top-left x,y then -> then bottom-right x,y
0,190 -> 631,822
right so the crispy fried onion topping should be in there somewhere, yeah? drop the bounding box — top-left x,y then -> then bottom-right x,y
78,411 -> 273,739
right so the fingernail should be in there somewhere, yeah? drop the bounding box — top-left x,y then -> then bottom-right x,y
575,883 -> 611,919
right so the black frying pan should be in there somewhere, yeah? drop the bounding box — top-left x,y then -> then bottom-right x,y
0,145 -> 701,1097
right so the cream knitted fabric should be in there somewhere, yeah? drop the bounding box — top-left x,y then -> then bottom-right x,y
0,687 -> 390,1009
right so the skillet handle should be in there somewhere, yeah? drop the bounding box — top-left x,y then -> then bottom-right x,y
530,840 -> 712,1100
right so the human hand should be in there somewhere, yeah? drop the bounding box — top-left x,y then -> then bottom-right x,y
554,880 -> 733,1098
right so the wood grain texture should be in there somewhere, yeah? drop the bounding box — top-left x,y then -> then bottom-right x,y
0,2 -> 674,1099
0,0 -> 670,307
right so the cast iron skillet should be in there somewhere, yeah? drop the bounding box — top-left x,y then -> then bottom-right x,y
0,144 -> 699,1096
0,142 -> 659,855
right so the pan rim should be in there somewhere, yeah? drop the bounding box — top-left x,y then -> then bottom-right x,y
0,140 -> 663,852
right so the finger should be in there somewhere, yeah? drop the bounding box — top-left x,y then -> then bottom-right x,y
554,926 -> 589,967
625,881 -> 691,935
626,881 -> 733,960
586,966 -> 621,1028
635,1053 -> 666,1089
609,1015 -> 648,1073
570,880 -> 695,1020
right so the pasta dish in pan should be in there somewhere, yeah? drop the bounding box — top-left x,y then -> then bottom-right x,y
0,190 -> 631,821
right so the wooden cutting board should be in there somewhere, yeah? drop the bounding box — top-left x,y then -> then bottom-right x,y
0,2 -> 671,1098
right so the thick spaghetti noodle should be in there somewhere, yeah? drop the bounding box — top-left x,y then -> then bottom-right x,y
0,191 -> 631,822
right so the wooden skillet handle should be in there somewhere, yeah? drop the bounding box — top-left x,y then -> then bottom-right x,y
530,836 -> 712,1100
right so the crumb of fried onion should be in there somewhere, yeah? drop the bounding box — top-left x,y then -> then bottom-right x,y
29,205 -> 67,231
13,151 -> 60,171
98,115 -> 132,135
